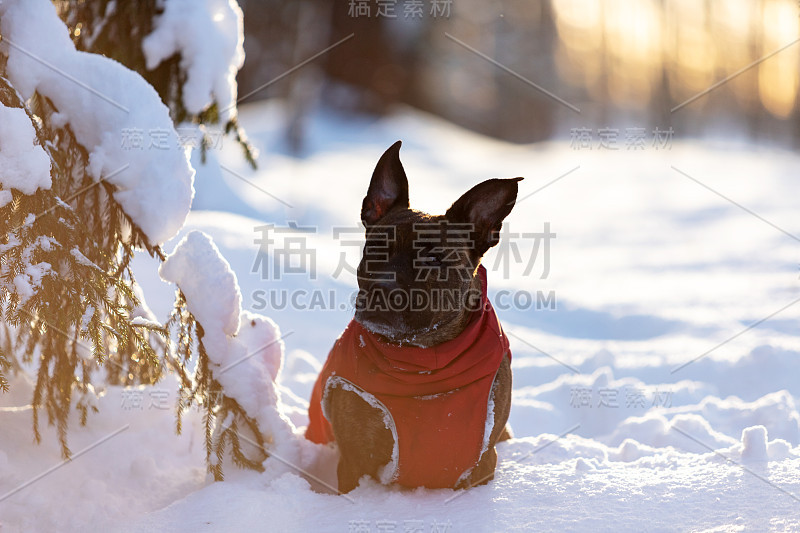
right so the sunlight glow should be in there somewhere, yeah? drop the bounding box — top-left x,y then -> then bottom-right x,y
758,0 -> 800,117
552,0 -> 800,117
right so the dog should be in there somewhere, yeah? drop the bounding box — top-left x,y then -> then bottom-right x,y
306,141 -> 520,493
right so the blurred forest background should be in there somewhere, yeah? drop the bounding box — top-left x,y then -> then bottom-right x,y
236,0 -> 800,151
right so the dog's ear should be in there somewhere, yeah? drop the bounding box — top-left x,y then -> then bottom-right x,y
361,141 -> 409,226
445,177 -> 523,256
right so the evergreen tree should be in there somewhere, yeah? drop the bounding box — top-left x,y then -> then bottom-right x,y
1,0 -> 268,479
57,0 -> 257,167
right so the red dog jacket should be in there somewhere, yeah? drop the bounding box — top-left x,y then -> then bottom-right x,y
305,266 -> 510,488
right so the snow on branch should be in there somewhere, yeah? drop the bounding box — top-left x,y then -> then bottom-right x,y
160,230 -> 243,358
160,231 -> 297,479
142,0 -> 245,125
0,0 -> 194,246
0,0 -> 274,476
0,103 -> 52,195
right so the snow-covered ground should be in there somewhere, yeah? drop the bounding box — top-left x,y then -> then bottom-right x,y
2,100 -> 800,532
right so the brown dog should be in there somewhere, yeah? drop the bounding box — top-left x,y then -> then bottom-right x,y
306,141 -> 520,493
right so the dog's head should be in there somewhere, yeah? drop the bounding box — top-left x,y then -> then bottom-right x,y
354,141 -> 522,347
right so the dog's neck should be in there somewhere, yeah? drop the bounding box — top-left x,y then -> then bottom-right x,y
398,272 -> 484,349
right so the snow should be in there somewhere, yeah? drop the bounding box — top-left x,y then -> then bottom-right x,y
0,189 -> 12,208
81,305 -> 96,330
2,234 -> 56,304
740,425 -> 769,463
11,262 -> 51,304
159,230 -> 243,340
0,103 -> 51,194
234,311 -> 283,382
159,230 -> 298,462
476,385 -> 497,465
2,101 -> 800,531
142,0 -> 245,124
0,0 -> 194,245
216,309 -> 299,463
130,316 -> 161,329
70,247 -> 101,270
